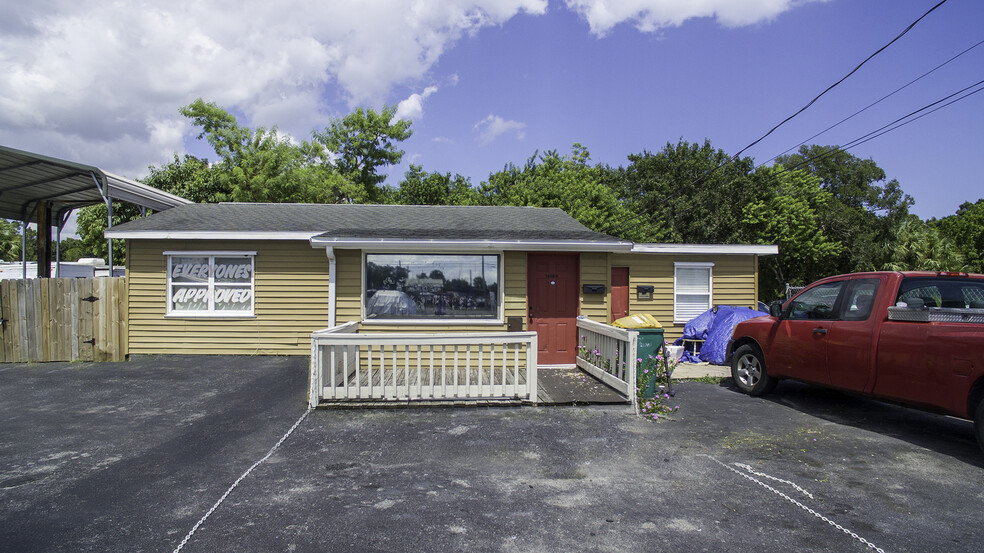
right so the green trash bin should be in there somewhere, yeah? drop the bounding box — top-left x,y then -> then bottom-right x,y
612,315 -> 671,399
635,327 -> 666,399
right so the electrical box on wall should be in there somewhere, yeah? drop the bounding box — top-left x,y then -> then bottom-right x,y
637,285 -> 654,300
582,284 -> 606,294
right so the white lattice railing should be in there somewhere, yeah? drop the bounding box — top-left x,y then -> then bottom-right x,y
576,318 -> 638,404
309,325 -> 538,406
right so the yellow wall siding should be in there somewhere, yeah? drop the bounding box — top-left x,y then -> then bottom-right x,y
503,251 -> 527,328
127,240 -> 331,355
610,253 -> 759,341
127,239 -> 759,354
579,252 -> 609,321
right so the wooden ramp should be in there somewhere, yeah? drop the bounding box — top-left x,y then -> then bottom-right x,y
535,367 -> 630,405
317,367 -> 629,409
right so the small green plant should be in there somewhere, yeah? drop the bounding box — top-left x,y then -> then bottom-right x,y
637,346 -> 680,421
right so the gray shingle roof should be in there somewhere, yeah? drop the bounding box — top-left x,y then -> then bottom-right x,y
107,203 -> 624,243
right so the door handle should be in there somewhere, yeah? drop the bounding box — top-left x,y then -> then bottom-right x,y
813,327 -> 828,335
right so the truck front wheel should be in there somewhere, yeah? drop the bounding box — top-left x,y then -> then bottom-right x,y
731,345 -> 777,396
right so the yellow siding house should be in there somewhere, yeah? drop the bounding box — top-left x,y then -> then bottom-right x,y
107,203 -> 777,362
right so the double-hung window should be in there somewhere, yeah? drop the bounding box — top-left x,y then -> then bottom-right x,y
674,262 -> 713,323
364,253 -> 501,323
166,251 -> 255,317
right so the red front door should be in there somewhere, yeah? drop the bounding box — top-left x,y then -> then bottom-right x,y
611,267 -> 629,322
528,253 -> 579,365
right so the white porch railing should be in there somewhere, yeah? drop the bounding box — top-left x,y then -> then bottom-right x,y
309,325 -> 538,407
576,318 -> 638,408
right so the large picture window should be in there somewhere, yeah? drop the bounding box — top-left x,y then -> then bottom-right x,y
166,251 -> 255,317
364,253 -> 500,321
674,262 -> 713,323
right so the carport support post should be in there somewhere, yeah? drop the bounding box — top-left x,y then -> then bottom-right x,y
36,201 -> 52,278
21,219 -> 27,280
105,179 -> 113,272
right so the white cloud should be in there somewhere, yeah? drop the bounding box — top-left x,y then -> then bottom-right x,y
394,86 -> 440,123
474,114 -> 526,144
0,0 -> 547,177
564,0 -> 824,36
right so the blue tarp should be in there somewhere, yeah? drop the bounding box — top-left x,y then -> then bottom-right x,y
674,306 -> 768,365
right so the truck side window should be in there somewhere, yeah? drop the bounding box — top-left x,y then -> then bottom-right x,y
898,277 -> 984,309
787,281 -> 843,320
842,279 -> 879,321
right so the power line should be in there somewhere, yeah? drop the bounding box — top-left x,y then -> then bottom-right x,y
782,78 -> 984,172
767,37 -> 984,165
733,0 -> 949,159
605,0 -> 953,238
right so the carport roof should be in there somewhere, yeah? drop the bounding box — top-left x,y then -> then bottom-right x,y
0,145 -> 192,223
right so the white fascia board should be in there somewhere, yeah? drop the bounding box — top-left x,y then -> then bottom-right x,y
103,230 -> 320,240
309,237 -> 634,252
631,243 -> 779,256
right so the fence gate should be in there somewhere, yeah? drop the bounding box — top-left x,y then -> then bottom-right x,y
0,277 -> 127,363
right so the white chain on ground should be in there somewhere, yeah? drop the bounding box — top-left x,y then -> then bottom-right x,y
171,408 -> 312,553
700,454 -> 887,553
734,462 -> 814,499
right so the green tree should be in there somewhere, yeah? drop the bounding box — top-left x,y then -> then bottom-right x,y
179,99 -> 316,203
882,217 -> 966,272
395,165 -> 480,206
480,144 -> 653,242
312,105 -> 413,203
931,199 -> 984,273
776,145 -> 913,274
57,237 -> 88,262
75,202 -> 135,264
741,166 -> 844,298
0,219 -> 22,261
619,139 -> 757,244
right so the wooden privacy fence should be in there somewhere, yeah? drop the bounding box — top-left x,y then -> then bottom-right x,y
0,277 -> 127,363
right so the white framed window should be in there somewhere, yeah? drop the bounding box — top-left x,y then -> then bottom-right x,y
363,252 -> 502,324
165,251 -> 256,317
674,262 -> 713,323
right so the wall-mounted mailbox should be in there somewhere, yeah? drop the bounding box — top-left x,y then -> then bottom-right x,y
507,316 -> 524,332
582,284 -> 606,294
637,285 -> 654,300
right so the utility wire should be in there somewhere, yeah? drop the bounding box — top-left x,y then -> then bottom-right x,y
605,0 -> 952,238
766,37 -> 984,165
780,79 -> 984,174
733,0 -> 949,159
606,77 -> 984,238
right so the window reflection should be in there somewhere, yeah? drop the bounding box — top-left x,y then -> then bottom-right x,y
365,254 -> 499,319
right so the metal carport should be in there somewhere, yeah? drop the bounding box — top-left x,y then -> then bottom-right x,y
0,145 -> 191,277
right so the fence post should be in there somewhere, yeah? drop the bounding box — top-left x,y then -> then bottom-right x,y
628,330 -> 639,415
528,334 -> 538,404
309,336 -> 320,408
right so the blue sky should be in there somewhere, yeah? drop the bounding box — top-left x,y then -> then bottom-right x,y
2,0 -> 981,227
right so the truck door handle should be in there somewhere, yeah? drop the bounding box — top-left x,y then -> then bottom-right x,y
813,327 -> 828,335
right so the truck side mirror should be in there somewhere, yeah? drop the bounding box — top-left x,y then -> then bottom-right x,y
769,301 -> 784,318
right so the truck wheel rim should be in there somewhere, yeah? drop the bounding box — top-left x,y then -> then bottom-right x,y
737,354 -> 761,386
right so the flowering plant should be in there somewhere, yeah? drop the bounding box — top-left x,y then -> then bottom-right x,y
637,344 -> 680,421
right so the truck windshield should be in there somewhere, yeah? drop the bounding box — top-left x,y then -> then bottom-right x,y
897,277 -> 984,309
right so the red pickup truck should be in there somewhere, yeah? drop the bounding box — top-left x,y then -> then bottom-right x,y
727,271 -> 984,452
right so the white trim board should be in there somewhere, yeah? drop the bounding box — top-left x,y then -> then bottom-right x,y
632,244 -> 778,255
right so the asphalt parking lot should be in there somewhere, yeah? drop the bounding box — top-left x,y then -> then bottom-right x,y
1,356 -> 982,553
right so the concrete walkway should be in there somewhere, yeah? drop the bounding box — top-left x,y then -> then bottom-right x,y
672,362 -> 731,379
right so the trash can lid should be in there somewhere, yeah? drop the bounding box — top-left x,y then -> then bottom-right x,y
611,314 -> 662,329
